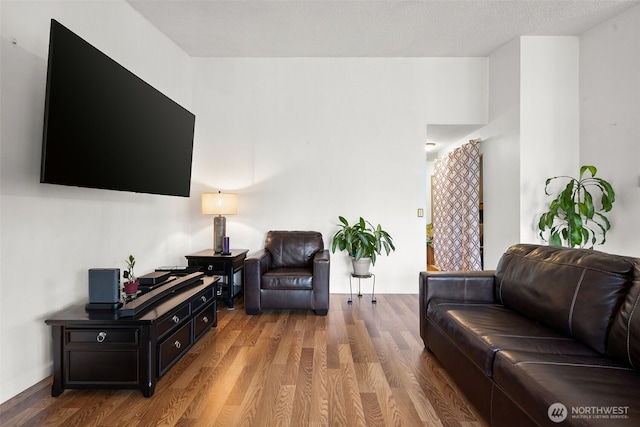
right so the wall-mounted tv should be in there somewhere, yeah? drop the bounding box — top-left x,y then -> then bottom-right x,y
41,19 -> 195,197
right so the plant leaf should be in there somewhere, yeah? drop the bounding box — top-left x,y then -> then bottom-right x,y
601,193 -> 612,212
580,165 -> 597,179
584,191 -> 594,218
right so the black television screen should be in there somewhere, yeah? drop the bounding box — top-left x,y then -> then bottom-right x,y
41,19 -> 195,197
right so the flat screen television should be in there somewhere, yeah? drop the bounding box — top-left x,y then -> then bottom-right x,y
40,19 -> 195,197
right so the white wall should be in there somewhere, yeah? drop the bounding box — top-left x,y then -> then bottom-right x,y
520,37 -> 580,244
423,43 -> 521,271
429,37 -> 580,269
478,38 -> 522,269
580,5 -> 640,256
189,57 -> 488,294
432,37 -> 583,268
445,22 -> 638,266
0,1 -> 193,403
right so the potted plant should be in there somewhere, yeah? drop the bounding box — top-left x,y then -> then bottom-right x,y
123,254 -> 139,295
538,165 -> 615,248
331,216 -> 395,275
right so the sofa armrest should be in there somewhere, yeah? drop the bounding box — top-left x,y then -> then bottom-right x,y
312,250 -> 330,313
420,270 -> 497,305
244,249 -> 271,313
419,270 -> 497,344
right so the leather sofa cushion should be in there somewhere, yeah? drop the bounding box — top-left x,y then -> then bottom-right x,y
428,300 -> 600,377
265,231 -> 324,269
262,268 -> 313,290
493,350 -> 640,426
495,244 -> 634,354
607,274 -> 640,368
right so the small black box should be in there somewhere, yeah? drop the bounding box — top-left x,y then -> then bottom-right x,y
88,268 -> 120,304
138,271 -> 171,285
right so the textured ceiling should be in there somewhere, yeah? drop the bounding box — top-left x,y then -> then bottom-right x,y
126,0 -> 638,148
127,0 -> 639,58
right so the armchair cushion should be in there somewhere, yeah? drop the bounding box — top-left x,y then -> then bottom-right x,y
262,268 -> 313,290
265,231 -> 324,268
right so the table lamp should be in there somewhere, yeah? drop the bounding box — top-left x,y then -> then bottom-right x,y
202,191 -> 237,253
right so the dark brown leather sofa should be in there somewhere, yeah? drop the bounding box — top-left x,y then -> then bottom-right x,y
244,231 -> 330,315
420,244 -> 640,426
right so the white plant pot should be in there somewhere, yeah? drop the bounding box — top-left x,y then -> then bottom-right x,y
351,257 -> 372,276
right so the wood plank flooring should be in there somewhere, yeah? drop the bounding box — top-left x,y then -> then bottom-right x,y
0,294 -> 488,427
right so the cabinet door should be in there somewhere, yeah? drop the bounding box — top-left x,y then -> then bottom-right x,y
64,328 -> 140,386
67,349 -> 139,384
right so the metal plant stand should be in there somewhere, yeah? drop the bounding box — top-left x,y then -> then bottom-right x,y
348,272 -> 376,304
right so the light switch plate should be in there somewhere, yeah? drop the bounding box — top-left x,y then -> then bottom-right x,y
418,208 -> 424,217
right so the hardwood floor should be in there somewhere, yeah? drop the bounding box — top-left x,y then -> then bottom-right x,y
0,294 -> 487,427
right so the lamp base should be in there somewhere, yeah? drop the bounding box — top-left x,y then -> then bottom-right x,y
213,216 -> 226,253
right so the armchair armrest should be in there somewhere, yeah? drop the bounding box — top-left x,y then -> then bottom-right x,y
313,249 -> 330,271
419,270 -> 497,343
244,249 -> 271,313
312,250 -> 330,314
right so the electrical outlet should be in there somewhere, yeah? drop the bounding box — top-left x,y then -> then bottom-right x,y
417,208 -> 424,217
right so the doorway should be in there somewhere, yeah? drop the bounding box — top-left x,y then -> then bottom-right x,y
427,141 -> 483,271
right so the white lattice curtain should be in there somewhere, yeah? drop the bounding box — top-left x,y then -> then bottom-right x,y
432,140 -> 482,271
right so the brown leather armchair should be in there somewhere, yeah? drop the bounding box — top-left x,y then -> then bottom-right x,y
244,231 -> 330,315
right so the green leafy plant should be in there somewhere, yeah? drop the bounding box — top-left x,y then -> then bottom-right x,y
124,254 -> 136,282
331,216 -> 395,265
538,165 -> 615,248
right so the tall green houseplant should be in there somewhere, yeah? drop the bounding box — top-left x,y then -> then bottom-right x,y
331,216 -> 395,266
538,165 -> 615,248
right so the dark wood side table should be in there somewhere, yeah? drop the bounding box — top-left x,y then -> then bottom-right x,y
185,249 -> 248,308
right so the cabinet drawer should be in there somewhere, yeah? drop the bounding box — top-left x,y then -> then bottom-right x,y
191,288 -> 214,313
194,302 -> 216,340
67,329 -> 138,345
157,304 -> 190,339
188,259 -> 225,276
202,262 -> 223,275
158,322 -> 192,376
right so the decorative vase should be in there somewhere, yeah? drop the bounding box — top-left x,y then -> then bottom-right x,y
352,257 -> 372,276
124,280 -> 139,295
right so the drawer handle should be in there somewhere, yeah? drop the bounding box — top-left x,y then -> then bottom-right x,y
96,331 -> 107,343
201,295 -> 207,303
203,316 -> 209,324
174,340 -> 182,349
172,315 -> 180,324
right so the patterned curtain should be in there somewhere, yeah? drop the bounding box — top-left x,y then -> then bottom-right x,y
432,140 -> 482,271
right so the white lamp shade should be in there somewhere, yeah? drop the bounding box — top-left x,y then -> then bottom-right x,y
202,192 -> 238,215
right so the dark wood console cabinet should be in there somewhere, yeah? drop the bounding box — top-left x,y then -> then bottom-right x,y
45,274 -> 219,397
